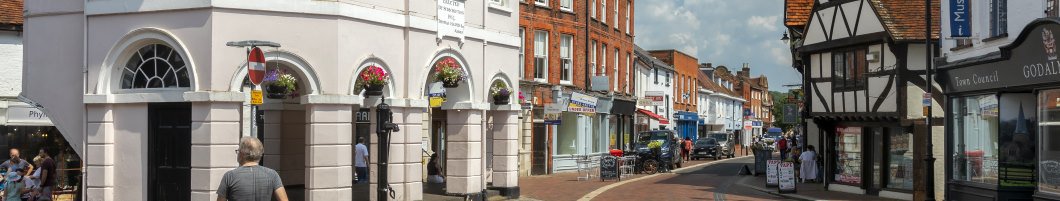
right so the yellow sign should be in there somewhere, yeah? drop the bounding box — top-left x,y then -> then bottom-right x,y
251,90 -> 263,105
430,96 -> 445,108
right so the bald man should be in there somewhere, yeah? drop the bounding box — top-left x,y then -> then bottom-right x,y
0,148 -> 31,177
217,137 -> 288,201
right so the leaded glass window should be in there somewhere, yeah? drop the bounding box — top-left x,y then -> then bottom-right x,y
121,44 -> 190,89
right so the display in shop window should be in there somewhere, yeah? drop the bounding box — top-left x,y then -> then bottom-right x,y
834,126 -> 862,185
998,93 -> 1037,188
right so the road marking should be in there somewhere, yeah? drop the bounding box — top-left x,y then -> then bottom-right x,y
576,156 -> 753,201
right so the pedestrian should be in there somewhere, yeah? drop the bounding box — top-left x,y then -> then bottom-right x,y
217,137 -> 288,201
34,148 -> 55,201
24,156 -> 42,201
799,145 -> 818,183
426,153 -> 444,184
682,137 -> 692,161
355,137 -> 369,184
777,136 -> 789,160
3,168 -> 29,201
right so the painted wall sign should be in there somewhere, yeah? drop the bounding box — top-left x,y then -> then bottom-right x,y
645,91 -> 666,106
949,0 -> 971,37
437,0 -> 466,42
356,109 -> 371,123
567,92 -> 598,113
6,104 -> 52,126
941,21 -> 1060,93
591,76 -> 610,92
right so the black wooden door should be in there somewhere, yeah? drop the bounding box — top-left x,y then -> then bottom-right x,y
149,103 -> 192,201
531,123 -> 549,175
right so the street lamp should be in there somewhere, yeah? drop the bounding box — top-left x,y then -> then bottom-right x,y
780,32 -> 790,43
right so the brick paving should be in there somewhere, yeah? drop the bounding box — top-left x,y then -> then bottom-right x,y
737,176 -> 903,201
517,153 -> 727,201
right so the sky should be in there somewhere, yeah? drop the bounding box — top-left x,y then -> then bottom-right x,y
634,0 -> 800,91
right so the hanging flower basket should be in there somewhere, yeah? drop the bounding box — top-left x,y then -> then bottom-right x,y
263,69 -> 298,99
433,57 -> 465,88
490,82 -> 511,105
357,65 -> 389,96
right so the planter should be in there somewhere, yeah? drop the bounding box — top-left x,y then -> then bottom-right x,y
443,80 -> 460,88
493,95 -> 510,105
364,84 -> 384,96
266,85 -> 290,99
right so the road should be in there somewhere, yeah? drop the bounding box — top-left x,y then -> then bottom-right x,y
588,156 -> 791,201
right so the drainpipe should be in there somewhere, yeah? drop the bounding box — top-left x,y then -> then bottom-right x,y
81,1 -> 89,199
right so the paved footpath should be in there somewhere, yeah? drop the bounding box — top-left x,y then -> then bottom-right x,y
586,156 -> 787,201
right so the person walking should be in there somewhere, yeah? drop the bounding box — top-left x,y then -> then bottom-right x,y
682,137 -> 692,161
355,137 -> 369,184
799,145 -> 818,183
35,148 -> 55,201
0,148 -> 31,178
217,137 -> 288,201
4,168 -> 29,201
777,136 -> 789,160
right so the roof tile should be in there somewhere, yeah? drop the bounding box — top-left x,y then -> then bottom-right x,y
785,0 -> 814,27
870,0 -> 940,40
0,0 -> 23,26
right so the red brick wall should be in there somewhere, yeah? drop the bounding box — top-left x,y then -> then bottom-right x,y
648,50 -> 699,113
520,0 -> 635,106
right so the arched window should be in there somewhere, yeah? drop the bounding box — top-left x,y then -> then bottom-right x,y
120,44 -> 190,89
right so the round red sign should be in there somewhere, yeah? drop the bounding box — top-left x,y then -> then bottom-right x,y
248,47 -> 266,85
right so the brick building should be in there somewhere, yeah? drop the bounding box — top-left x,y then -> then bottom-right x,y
704,63 -> 770,138
647,50 -> 699,140
519,0 -> 636,174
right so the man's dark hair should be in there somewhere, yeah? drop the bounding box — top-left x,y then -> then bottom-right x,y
38,148 -> 49,156
357,137 -> 365,143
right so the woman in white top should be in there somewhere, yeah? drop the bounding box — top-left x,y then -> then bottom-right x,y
799,145 -> 818,183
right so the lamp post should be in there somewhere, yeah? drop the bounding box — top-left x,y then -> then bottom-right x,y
923,0 -> 936,200
226,40 -> 281,141
375,95 -> 401,201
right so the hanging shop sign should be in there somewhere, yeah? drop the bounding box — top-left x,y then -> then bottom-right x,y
544,103 -> 565,125
429,82 -> 446,108
940,20 -> 1060,93
5,104 -> 52,126
248,47 -> 267,86
782,104 -> 798,124
949,0 -> 971,37
645,91 -> 666,106
437,0 -> 466,42
744,121 -> 753,131
567,92 -> 598,113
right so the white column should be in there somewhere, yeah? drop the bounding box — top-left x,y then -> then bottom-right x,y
490,110 -> 519,190
85,104 -> 115,201
261,110 -> 284,173
445,109 -> 484,195
369,101 -> 426,201
305,104 -> 354,201
189,102 -> 243,200
519,109 -> 532,176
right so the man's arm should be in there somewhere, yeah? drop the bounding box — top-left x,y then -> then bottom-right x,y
274,187 -> 289,201
217,196 -> 227,201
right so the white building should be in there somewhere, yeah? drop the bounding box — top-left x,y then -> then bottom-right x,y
938,0 -> 1060,200
22,0 -> 521,200
695,71 -> 744,136
633,46 -> 674,134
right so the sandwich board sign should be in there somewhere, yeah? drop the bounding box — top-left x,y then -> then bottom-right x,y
779,162 -> 797,193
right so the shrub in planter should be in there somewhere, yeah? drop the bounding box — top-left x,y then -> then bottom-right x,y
263,69 -> 298,99
433,57 -> 465,88
357,65 -> 389,96
490,82 -> 511,105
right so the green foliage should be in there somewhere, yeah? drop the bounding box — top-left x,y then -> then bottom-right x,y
647,140 -> 664,149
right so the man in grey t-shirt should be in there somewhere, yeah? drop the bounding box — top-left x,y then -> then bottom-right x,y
217,137 -> 289,201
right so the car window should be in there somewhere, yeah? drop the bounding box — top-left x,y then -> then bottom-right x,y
695,139 -> 716,146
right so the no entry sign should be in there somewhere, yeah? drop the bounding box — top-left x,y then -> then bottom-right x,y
248,47 -> 266,85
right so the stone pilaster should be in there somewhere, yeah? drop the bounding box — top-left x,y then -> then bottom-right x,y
189,102 -> 242,200
85,104 -> 114,201
445,109 -> 484,195
368,99 -> 426,201
490,111 -> 519,190
305,104 -> 355,201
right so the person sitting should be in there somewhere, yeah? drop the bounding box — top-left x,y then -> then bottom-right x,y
427,153 -> 444,184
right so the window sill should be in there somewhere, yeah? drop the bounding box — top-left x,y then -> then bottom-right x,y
559,81 -> 575,87
560,7 -> 574,13
949,44 -> 973,51
489,3 -> 513,13
534,78 -> 549,84
981,33 -> 1008,43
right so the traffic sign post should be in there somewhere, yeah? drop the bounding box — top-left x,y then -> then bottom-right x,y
227,41 -> 280,140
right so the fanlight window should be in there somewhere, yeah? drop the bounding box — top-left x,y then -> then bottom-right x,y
121,44 -> 190,89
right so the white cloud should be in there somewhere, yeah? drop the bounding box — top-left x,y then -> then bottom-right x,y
748,16 -> 780,31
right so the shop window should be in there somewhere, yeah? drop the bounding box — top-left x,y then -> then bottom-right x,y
1040,89 -> 1060,195
831,49 -> 867,91
887,129 -> 914,190
121,44 -> 191,89
835,127 -> 862,185
951,94 -> 999,184
1049,0 -> 1059,18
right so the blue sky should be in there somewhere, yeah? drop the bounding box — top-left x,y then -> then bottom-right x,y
634,0 -> 800,91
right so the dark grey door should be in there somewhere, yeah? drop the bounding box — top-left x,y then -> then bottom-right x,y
531,123 -> 549,175
149,103 -> 192,201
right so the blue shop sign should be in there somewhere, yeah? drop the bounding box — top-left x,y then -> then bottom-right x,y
675,112 -> 699,121
752,121 -> 763,127
949,0 -> 970,37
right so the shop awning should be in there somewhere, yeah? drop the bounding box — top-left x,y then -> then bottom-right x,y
637,109 -> 669,124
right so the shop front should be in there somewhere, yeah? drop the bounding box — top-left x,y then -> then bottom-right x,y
0,102 -> 82,199
822,123 -> 912,198
938,18 -> 1060,201
674,111 -> 699,140
553,92 -> 608,172
611,99 -> 636,150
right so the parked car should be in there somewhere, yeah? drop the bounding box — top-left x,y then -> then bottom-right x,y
706,132 -> 735,158
691,138 -> 721,160
633,130 -> 684,173
759,131 -> 781,150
